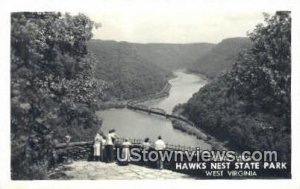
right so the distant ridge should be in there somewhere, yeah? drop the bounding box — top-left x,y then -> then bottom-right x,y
188,37 -> 252,79
89,39 -> 215,69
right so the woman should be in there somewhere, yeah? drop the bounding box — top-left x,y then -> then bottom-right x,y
120,138 -> 131,165
93,133 -> 102,161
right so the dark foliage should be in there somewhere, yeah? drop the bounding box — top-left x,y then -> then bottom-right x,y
11,12 -> 105,179
181,12 -> 291,162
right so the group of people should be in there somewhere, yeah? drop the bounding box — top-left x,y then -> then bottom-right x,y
93,129 -> 117,163
93,129 -> 167,169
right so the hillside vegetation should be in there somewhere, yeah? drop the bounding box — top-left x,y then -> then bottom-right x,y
88,41 -> 172,100
178,12 -> 291,162
188,37 -> 252,78
89,40 -> 214,69
132,42 -> 214,69
88,40 -> 215,100
11,12 -> 105,179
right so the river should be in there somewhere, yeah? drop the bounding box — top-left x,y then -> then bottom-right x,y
96,70 -> 211,149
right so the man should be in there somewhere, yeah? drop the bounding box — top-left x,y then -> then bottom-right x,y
154,136 -> 166,169
106,129 -> 117,163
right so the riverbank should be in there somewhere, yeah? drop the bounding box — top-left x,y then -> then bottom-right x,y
96,70 -> 210,111
185,69 -> 213,81
171,114 -> 227,151
96,81 -> 172,110
128,82 -> 171,105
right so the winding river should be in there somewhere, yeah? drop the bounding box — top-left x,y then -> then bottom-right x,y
96,70 -> 211,149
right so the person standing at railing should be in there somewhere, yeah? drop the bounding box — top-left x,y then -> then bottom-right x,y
106,129 -> 118,163
64,135 -> 72,164
141,138 -> 151,166
142,138 -> 151,150
154,136 -> 166,169
119,138 -> 131,165
100,135 -> 107,162
93,133 -> 102,161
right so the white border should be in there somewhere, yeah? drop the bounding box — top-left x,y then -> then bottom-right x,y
1,0 -> 300,189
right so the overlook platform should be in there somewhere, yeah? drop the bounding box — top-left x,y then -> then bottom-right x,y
49,161 -> 193,180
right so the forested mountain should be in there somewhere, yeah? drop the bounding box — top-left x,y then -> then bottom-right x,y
132,42 -> 214,69
88,40 -> 214,100
188,37 -> 252,78
88,40 -> 172,100
89,40 -> 214,70
177,12 -> 291,162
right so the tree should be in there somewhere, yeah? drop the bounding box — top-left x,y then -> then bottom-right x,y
182,12 -> 291,164
11,12 -> 105,179
231,11 -> 291,127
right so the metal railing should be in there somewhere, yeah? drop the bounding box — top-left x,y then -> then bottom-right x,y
115,137 -> 199,152
54,135 -> 201,152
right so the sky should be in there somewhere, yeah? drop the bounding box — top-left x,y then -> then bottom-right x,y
84,11 -> 266,44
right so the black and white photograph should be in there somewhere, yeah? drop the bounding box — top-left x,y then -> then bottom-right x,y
1,0 -> 300,188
